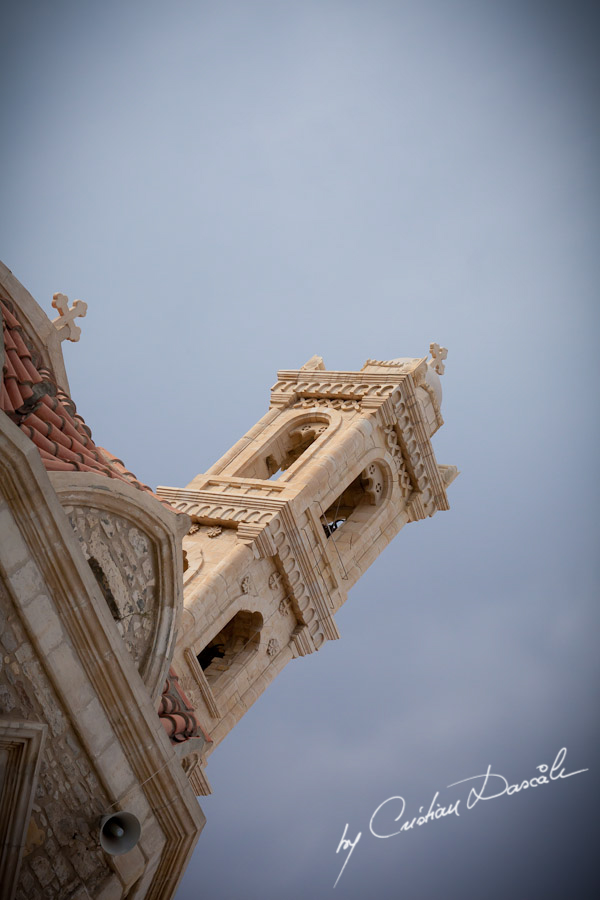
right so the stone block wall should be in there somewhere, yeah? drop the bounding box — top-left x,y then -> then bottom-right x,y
1,581 -> 115,900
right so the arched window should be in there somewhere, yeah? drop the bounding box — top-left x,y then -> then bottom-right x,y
321,462 -> 387,538
197,610 -> 263,688
238,419 -> 328,480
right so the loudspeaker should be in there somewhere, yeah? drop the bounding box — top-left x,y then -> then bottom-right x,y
99,812 -> 141,855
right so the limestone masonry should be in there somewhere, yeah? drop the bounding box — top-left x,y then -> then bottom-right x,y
0,261 -> 457,899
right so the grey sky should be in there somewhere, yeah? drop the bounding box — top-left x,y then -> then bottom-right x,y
2,1 -> 599,898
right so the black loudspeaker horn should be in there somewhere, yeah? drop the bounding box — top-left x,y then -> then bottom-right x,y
99,812 -> 141,855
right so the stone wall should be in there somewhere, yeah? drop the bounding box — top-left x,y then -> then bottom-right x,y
1,582 -> 115,900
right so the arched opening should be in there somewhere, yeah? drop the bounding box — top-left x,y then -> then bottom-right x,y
238,419 -> 328,480
197,610 -> 263,687
321,462 -> 387,538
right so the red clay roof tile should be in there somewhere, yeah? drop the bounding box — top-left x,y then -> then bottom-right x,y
158,668 -> 212,745
1,295 -> 179,510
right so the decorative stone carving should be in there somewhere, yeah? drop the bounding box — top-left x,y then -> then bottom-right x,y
268,572 -> 282,591
288,422 -> 327,443
267,638 -> 279,657
188,523 -> 201,535
398,463 -> 412,496
156,486 -> 280,529
207,526 -> 222,538
278,597 -> 291,616
383,424 -> 414,496
272,375 -> 399,402
202,478 -> 285,497
361,462 -> 385,506
292,397 -> 361,411
51,292 -> 87,342
363,358 -> 411,368
429,342 -> 448,375
240,576 -> 251,594
267,514 -> 337,648
65,506 -> 159,672
389,385 -> 449,517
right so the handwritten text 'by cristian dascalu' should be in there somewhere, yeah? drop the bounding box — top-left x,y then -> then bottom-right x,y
333,747 -> 588,888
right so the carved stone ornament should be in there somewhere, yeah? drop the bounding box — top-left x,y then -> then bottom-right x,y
272,375 -> 399,402
267,638 -> 280,657
389,385 -> 450,516
188,523 -> 201,535
361,462 -> 385,506
241,575 -> 251,594
292,397 -> 360,411
383,424 -> 413,495
51,292 -> 88,342
398,464 -> 412,496
429,342 -> 448,375
278,598 -> 290,616
207,526 -> 222,538
268,572 -> 282,591
155,486 -> 279,528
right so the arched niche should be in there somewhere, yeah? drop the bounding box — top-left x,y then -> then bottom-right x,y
49,471 -> 190,704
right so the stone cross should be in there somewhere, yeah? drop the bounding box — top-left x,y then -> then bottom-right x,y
51,292 -> 88,342
429,342 -> 448,375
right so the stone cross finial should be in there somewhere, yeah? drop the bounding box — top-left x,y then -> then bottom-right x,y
51,292 -> 88,342
429,342 -> 448,375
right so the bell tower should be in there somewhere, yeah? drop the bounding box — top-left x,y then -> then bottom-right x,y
157,345 -> 457,755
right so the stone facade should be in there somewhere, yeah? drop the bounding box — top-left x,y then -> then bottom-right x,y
0,261 -> 456,898
0,262 -> 205,900
1,576 -> 112,899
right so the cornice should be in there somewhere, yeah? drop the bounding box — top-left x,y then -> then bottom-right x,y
270,368 -> 412,409
156,484 -> 285,526
155,481 -> 340,651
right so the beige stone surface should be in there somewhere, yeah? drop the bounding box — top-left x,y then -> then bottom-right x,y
159,350 -> 456,761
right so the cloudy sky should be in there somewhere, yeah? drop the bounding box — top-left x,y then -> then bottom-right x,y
2,1 -> 598,898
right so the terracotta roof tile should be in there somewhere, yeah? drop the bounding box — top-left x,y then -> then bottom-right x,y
0,295 -> 179,511
158,668 -> 212,745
